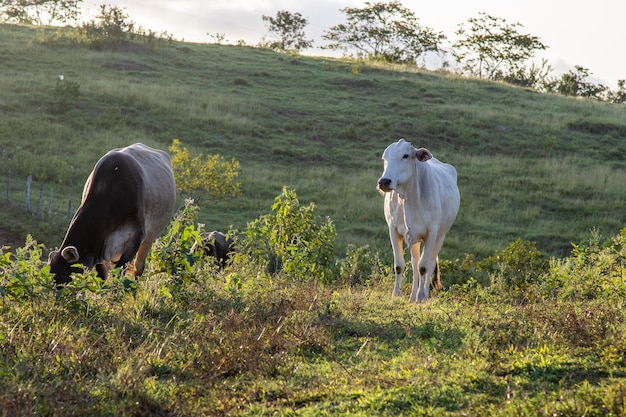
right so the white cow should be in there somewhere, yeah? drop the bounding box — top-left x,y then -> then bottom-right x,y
377,139 -> 460,302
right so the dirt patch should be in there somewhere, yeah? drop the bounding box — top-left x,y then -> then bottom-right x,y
329,77 -> 378,89
0,228 -> 25,250
104,61 -> 154,72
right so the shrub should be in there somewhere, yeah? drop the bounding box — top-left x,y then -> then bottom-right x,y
169,139 -> 241,203
0,235 -> 52,303
234,187 -> 336,282
478,238 -> 547,290
149,199 -> 205,285
439,253 -> 488,288
49,77 -> 80,114
542,228 -> 626,301
78,4 -> 135,48
338,244 -> 387,286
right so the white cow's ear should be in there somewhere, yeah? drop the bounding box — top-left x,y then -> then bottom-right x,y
414,148 -> 433,162
61,246 -> 80,263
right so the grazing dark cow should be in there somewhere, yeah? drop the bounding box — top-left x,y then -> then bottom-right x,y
377,139 -> 460,302
191,231 -> 234,269
48,143 -> 176,285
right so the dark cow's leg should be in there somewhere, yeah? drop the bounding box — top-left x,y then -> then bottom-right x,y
95,262 -> 110,280
110,241 -> 141,279
133,240 -> 153,277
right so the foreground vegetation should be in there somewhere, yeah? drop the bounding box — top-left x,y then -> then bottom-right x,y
2,202 -> 626,415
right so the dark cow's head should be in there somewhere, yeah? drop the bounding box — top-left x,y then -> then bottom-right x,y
48,246 -> 82,285
191,231 -> 234,269
377,138 -> 432,193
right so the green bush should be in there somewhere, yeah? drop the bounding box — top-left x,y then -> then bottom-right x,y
234,187 -> 336,282
478,238 -> 547,290
439,253 -> 488,289
149,199 -> 205,285
542,228 -> 626,300
338,244 -> 387,286
0,235 -> 52,303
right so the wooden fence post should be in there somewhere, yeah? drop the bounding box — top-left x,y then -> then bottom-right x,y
25,174 -> 32,213
36,183 -> 43,218
6,169 -> 10,202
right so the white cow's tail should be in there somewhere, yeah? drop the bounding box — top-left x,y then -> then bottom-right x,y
431,259 -> 442,294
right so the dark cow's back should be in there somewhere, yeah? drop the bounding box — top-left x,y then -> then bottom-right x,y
49,143 -> 176,285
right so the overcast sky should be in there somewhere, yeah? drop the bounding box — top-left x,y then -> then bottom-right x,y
82,0 -> 625,87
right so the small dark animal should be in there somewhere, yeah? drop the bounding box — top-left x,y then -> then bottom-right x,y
48,143 -> 176,285
191,231 -> 234,269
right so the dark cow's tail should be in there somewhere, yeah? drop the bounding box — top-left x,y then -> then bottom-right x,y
431,259 -> 442,294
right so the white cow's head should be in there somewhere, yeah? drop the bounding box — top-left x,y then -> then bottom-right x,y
377,139 -> 432,193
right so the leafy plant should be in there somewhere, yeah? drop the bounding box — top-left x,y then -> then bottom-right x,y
235,187 -> 336,282
49,76 -> 80,114
149,199 -> 205,284
478,238 -> 547,290
0,235 -> 52,303
547,65 -> 608,100
542,228 -> 626,300
338,244 -> 387,286
169,139 -> 241,203
79,4 -> 135,45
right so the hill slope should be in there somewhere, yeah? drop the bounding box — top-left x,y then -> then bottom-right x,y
1,23 -> 625,259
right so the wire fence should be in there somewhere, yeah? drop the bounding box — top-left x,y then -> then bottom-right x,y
4,169 -> 74,223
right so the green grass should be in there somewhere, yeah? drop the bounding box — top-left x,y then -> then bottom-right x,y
2,25 -> 626,414
2,24 -> 626,262
0,22 -> 626,259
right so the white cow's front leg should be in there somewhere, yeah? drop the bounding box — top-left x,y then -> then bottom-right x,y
416,265 -> 432,302
416,233 -> 446,302
393,269 -> 403,297
389,229 -> 405,297
408,240 -> 422,302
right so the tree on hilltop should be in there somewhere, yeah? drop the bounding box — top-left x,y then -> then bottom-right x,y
453,12 -> 547,80
262,10 -> 313,53
322,0 -> 445,63
0,0 -> 81,25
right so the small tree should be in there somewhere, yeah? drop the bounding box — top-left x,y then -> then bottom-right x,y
262,10 -> 312,53
547,66 -> 608,100
607,80 -> 626,104
169,139 -> 241,203
501,58 -> 553,90
322,0 -> 445,63
453,12 -> 547,80
0,0 -> 81,25
80,4 -> 135,43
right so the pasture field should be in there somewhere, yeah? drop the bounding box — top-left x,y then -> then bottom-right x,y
1,23 -> 626,415
1,24 -> 625,260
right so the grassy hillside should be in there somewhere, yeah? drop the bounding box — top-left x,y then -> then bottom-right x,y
1,23 -> 626,262
3,23 -> 626,417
